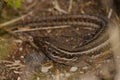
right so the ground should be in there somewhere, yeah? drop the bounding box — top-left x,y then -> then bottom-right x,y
0,0 -> 120,80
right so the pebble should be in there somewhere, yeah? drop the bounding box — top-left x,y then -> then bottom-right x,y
41,65 -> 52,73
70,66 -> 78,72
82,66 -> 88,70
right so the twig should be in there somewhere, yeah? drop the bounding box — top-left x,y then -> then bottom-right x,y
53,0 -> 68,14
0,11 -> 33,28
25,0 -> 38,11
108,9 -> 113,19
13,25 -> 70,33
68,0 -> 73,13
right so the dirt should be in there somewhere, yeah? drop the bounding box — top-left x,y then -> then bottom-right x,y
0,0 -> 120,80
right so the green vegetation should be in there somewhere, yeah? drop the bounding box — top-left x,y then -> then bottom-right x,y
4,0 -> 22,8
0,39 -> 13,59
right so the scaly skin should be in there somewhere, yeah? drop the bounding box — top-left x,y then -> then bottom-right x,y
23,14 -> 110,65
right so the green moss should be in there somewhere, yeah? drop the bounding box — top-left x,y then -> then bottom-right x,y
4,0 -> 22,8
0,39 -> 12,59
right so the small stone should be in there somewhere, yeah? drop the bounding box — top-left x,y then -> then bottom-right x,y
65,73 -> 70,77
60,73 -> 64,77
24,52 -> 46,69
20,56 -> 24,59
41,67 -> 49,73
36,77 -> 40,80
80,71 -> 84,74
19,47 -> 23,51
14,40 -> 22,43
116,56 -> 120,59
41,65 -> 52,73
76,28 -> 79,31
70,66 -> 78,72
17,77 -> 21,80
82,66 -> 88,70
47,30 -> 52,33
